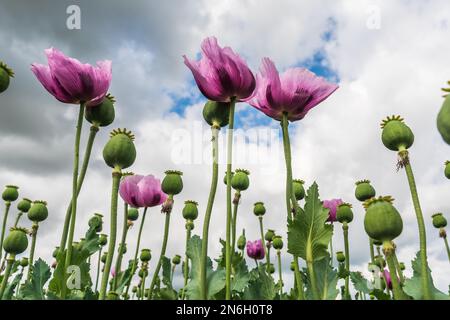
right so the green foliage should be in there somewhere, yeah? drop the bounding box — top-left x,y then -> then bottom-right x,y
403,251 -> 449,300
350,271 -> 371,295
2,272 -> 23,300
21,259 -> 51,300
305,255 -> 338,300
242,267 -> 276,300
288,182 -> 333,263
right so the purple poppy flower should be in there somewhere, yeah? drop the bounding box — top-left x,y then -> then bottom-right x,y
31,48 -> 112,106
183,37 -> 256,102
383,269 -> 393,290
247,57 -> 338,121
323,198 -> 343,222
246,239 -> 265,260
119,175 -> 167,208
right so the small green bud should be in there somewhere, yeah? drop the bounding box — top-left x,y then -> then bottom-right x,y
85,94 -> 115,127
140,248 -> 152,262
399,262 -> 406,271
3,227 -> 28,255
336,203 -> 354,224
437,94 -> 450,145
264,229 -> 275,242
292,179 -> 305,201
290,261 -> 296,272
138,269 -> 148,278
202,100 -> 230,128
231,169 -> 250,191
237,230 -> 246,250
374,255 -> 386,268
431,213 -> 447,229
17,198 -> 32,213
99,234 -> 108,246
272,235 -> 283,250
381,115 -> 414,151
27,200 -> 48,223
172,254 -> 181,265
88,213 -> 103,232
101,251 -> 108,263
336,251 -> 345,263
185,220 -> 195,230
364,196 -> 403,242
355,180 -> 376,202
161,170 -> 183,195
2,185 -> 19,202
253,202 -> 266,217
127,208 -> 139,221
223,171 -> 234,185
0,61 -> 14,93
118,243 -> 127,254
19,257 -> 29,268
132,286 -> 138,293
445,161 -> 450,179
268,263 -> 275,274
182,200 -> 198,221
103,128 -> 136,170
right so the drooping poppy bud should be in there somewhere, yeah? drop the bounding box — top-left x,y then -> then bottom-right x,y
99,234 -> 108,247
88,213 -> 103,232
237,230 -> 246,250
172,254 -> 181,265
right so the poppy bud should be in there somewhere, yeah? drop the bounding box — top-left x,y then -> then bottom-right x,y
17,198 -> 32,213
381,115 -> 414,151
103,128 -> 136,170
138,269 -> 148,278
431,213 -> 447,229
231,169 -> 250,191
140,248 -> 152,262
437,94 -> 450,145
0,61 -> 14,93
264,229 -> 275,242
127,208 -> 139,221
2,185 -> 19,202
182,200 -> 198,221
202,100 -> 230,128
292,179 -> 305,201
132,286 -> 138,293
101,251 -> 108,263
172,254 -> 181,265
27,200 -> 48,223
445,161 -> 450,179
336,203 -> 354,224
399,262 -> 406,271
85,93 -> 116,127
118,243 -> 127,254
374,255 -> 386,268
185,220 -> 195,230
88,213 -> 103,232
237,231 -> 246,250
223,171 -> 234,185
99,234 -> 108,246
336,251 -> 345,263
253,202 -> 266,217
268,263 -> 275,274
19,257 -> 29,267
161,170 -> 183,196
363,196 -> 403,242
3,227 -> 28,255
272,235 -> 283,250
290,261 -> 296,272
355,180 -> 376,202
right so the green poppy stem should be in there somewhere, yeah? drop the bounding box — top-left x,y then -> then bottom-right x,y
258,216 -> 269,268
329,235 -> 334,267
225,98 -> 236,300
182,223 -> 192,300
343,222 -> 351,300
443,235 -> 450,263
293,257 -> 305,300
231,191 -> 240,263
59,124 -> 99,254
0,202 -> 11,257
307,259 -> 320,300
383,242 -> 408,300
113,202 -> 129,291
369,238 -> 375,264
124,207 -> 148,297
61,103 -> 86,299
277,250 -> 283,297
95,247 -> 102,293
200,125 -> 220,300
400,150 -> 432,299
392,248 -> 405,284
26,223 -> 39,281
140,270 -> 147,300
13,212 -> 23,228
148,208 -> 172,299
99,169 -> 121,300
0,254 -> 14,300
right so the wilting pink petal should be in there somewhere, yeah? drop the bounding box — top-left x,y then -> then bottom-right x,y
31,47 -> 111,106
119,174 -> 167,208
184,37 -> 255,102
323,198 -> 343,223
246,239 -> 265,260
247,57 -> 338,122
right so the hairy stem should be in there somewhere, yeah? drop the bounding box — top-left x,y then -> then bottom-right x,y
277,250 -> 283,297
343,223 -> 351,300
95,247 -> 102,293
182,224 -> 192,300
0,255 -> 14,300
26,223 -> 39,281
113,203 -> 129,291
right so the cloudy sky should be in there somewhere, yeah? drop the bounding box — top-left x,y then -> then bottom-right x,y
0,0 -> 449,295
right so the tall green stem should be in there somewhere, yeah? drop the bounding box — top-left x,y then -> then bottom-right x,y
293,257 -> 305,300
148,210 -> 171,299
231,191 -> 240,262
258,216 -> 269,268
13,212 -> 23,228
383,242 -> 408,300
124,207 -> 148,297
277,250 -> 283,297
59,124 -> 99,253
443,236 -> 450,263
0,202 -> 11,256
392,249 -> 405,284
343,222 -> 350,300
95,247 -> 102,293
113,202 -> 129,291
200,125 -> 220,300
329,235 -> 334,267
369,238 -> 375,263
0,254 -> 14,299
307,260 -> 320,300
401,151 -> 432,299
99,170 -> 121,300
225,98 -> 236,300
182,224 -> 192,300
27,223 -> 39,281
61,103 -> 85,298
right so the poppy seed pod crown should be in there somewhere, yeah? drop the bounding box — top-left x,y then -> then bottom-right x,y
27,200 -> 48,223
103,128 -> 136,170
161,170 -> 183,196
3,227 -> 29,255
381,115 -> 414,152
355,180 -> 376,202
264,229 -> 275,242
85,93 -> 116,127
140,249 -> 152,262
253,202 -> 266,217
292,179 -> 305,201
231,169 -> 250,191
202,100 -> 230,128
182,200 -> 199,221
431,213 -> 447,229
363,196 -> 403,242
272,235 -> 283,250
336,203 -> 354,224
2,185 -> 19,202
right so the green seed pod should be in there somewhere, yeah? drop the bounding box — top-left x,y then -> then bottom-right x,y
27,200 -> 48,223
431,213 -> 447,229
202,100 -> 230,128
118,243 -> 127,254
399,262 -> 406,271
185,220 -> 195,230
0,61 -> 14,93
85,94 -> 116,127
237,231 -> 246,250
272,235 -> 283,250
290,261 -> 296,272
336,251 -> 345,263
101,251 -> 108,263
2,185 -> 19,202
127,208 -> 139,221
292,179 -> 305,201
138,269 -> 148,278
19,257 -> 29,267
52,247 -> 60,258
355,180 -> 376,202
132,286 -> 138,293
231,169 -> 250,191
372,238 -> 383,247
223,171 -> 234,185
172,254 -> 181,265
103,128 -> 136,170
437,94 -> 450,145
374,255 -> 386,268
253,202 -> 266,217
17,198 -> 32,213
99,234 -> 108,246
264,229 -> 275,242
3,227 -> 28,255
363,196 -> 403,242
381,115 -> 414,151
182,200 -> 198,221
336,203 -> 354,224
445,161 -> 450,179
140,249 -> 152,262
88,213 -> 103,232
268,263 -> 275,274
161,170 -> 183,195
